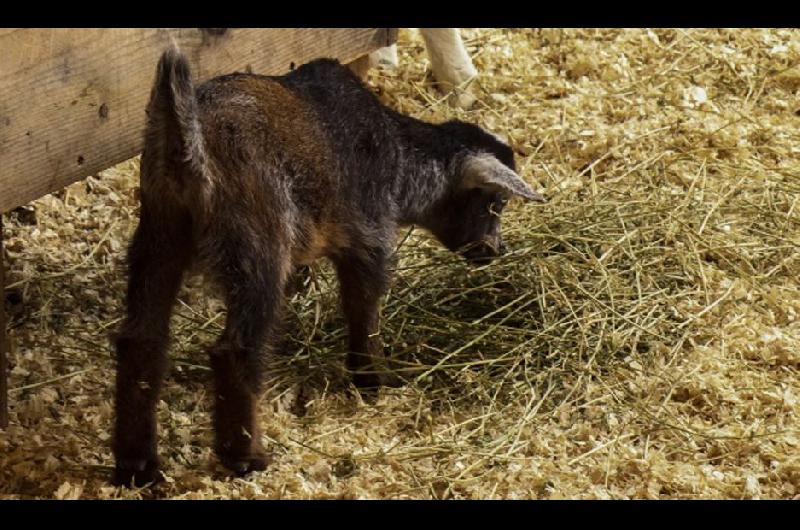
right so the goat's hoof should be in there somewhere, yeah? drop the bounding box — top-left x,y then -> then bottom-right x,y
449,90 -> 476,110
354,372 -> 406,405
113,458 -> 162,488
351,374 -> 380,404
352,372 -> 382,391
353,370 -> 405,390
219,450 -> 271,476
380,372 -> 406,388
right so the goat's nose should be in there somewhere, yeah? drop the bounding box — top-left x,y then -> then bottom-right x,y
487,235 -> 504,255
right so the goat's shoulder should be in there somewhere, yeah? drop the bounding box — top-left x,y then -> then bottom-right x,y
284,58 -> 354,84
281,58 -> 378,107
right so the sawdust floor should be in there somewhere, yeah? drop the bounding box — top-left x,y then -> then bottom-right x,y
1,29 -> 798,499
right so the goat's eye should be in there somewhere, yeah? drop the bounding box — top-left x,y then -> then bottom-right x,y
490,197 -> 508,215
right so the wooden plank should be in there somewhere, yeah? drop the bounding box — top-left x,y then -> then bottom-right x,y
0,28 -> 398,213
0,214 -> 7,428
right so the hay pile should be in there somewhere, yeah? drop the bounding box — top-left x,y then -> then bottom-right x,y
1,28 -> 798,499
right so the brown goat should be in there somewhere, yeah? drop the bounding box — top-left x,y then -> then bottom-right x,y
112,46 -> 545,487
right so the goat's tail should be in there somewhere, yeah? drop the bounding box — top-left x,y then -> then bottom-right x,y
143,44 -> 210,199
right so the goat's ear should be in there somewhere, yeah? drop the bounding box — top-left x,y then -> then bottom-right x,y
461,154 -> 546,203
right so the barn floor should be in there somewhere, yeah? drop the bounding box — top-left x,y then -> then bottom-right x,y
1,28 -> 798,499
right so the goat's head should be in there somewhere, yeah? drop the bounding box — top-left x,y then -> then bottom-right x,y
425,120 -> 545,265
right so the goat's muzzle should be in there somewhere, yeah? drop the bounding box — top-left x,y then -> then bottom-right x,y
462,238 -> 505,265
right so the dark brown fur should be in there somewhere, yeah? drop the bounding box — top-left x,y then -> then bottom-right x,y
112,47 -> 544,487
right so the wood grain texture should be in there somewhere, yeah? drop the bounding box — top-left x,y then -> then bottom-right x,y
0,28 -> 398,213
0,215 -> 7,428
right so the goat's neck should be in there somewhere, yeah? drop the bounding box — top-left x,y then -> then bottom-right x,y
391,119 -> 458,225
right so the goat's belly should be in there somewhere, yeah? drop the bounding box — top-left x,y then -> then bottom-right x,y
291,244 -> 326,266
291,222 -> 350,266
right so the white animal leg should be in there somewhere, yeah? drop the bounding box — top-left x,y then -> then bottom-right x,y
368,44 -> 400,69
419,28 -> 477,107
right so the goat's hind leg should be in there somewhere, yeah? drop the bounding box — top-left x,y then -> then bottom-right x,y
209,245 -> 289,475
113,209 -> 192,487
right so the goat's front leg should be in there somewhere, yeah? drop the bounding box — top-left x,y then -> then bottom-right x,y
210,252 -> 288,475
113,212 -> 191,487
334,250 -> 394,390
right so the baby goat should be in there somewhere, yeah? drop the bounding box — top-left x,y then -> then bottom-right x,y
113,46 -> 545,487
